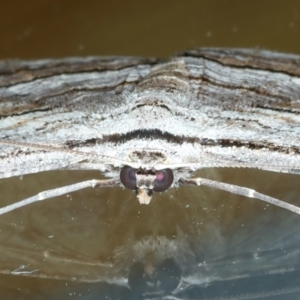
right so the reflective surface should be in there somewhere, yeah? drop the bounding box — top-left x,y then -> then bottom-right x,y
1,168 -> 300,299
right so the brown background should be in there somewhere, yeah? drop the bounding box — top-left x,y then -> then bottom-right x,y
0,0 -> 300,59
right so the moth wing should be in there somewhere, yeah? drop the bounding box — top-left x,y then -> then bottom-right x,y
0,56 -> 159,178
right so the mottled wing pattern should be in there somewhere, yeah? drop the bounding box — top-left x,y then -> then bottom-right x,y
0,49 -> 300,299
0,56 -> 159,178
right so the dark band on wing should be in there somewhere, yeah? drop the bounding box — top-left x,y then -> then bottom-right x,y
180,48 -> 300,77
64,129 -> 300,155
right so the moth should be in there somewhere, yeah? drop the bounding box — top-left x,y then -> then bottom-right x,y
0,48 -> 300,299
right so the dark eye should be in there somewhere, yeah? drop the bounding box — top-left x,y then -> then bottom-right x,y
153,169 -> 173,192
120,166 -> 137,190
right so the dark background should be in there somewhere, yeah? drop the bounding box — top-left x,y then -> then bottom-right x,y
0,0 -> 300,59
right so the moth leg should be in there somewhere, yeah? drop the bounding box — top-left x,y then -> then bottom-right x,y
0,178 -> 120,215
180,177 -> 300,215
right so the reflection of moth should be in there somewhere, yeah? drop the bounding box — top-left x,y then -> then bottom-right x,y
0,48 -> 300,299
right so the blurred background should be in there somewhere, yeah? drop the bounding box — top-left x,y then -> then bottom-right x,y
0,0 -> 300,59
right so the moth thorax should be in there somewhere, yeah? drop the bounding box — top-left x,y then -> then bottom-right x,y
128,150 -> 168,164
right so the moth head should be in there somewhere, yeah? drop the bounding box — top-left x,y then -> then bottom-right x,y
120,166 -> 174,204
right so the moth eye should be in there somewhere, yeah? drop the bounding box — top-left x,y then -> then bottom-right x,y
120,166 -> 137,190
153,169 -> 173,192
